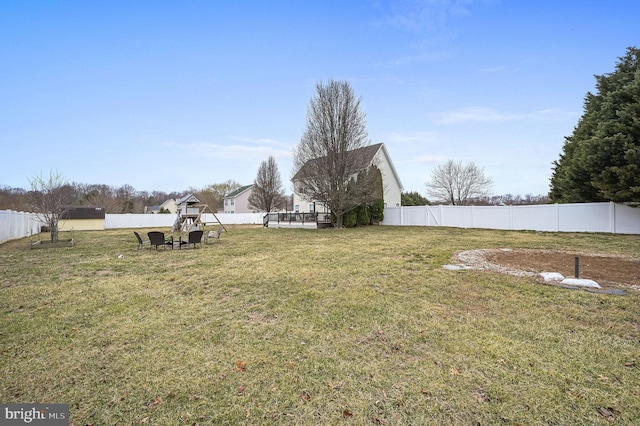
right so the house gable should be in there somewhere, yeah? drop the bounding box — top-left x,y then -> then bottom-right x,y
374,144 -> 403,208
223,185 -> 255,213
159,199 -> 177,214
291,143 -> 403,212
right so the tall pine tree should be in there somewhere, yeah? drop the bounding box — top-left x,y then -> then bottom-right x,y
550,47 -> 640,203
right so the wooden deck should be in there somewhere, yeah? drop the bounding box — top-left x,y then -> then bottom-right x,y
263,212 -> 332,229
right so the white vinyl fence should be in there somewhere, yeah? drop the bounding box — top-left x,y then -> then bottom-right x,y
381,202 -> 640,234
2,203 -> 639,244
0,210 -> 42,244
104,213 -> 265,229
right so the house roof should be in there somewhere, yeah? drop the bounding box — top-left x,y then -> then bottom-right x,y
225,184 -> 253,199
292,142 -> 403,192
61,206 -> 106,220
292,143 -> 384,181
177,193 -> 200,205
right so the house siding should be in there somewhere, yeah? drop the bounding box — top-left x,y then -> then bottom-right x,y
292,193 -> 328,214
59,218 -> 105,231
223,185 -> 256,213
232,190 -> 255,213
376,147 -> 402,208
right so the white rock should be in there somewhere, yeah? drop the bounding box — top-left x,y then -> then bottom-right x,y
560,278 -> 601,289
540,272 -> 565,282
442,264 -> 472,271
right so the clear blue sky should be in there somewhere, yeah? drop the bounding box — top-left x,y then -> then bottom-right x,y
1,0 -> 638,197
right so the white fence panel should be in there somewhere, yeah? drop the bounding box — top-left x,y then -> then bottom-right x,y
105,214 -> 175,229
469,206 -> 511,230
402,206 -> 428,226
0,210 -> 41,244
615,203 -> 640,234
381,202 -> 640,234
511,204 -> 558,232
441,206 -> 473,228
385,207 -> 403,225
558,202 -> 610,233
104,213 -> 266,229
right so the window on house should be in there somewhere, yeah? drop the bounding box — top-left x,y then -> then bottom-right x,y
294,205 -> 299,213
309,204 -> 314,212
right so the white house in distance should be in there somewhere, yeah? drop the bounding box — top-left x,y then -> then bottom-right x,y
223,184 -> 255,213
144,198 -> 178,214
292,142 -> 403,213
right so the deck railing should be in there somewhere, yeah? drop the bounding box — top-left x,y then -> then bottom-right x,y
263,212 -> 332,227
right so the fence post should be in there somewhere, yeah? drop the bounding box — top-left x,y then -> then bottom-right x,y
610,201 -> 615,234
0,211 -> 7,244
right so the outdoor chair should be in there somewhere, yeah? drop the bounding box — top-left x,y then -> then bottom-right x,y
179,230 -> 203,249
147,231 -> 173,250
133,231 -> 149,249
206,225 -> 223,244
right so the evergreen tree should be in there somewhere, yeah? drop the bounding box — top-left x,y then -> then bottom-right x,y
550,47 -> 640,203
401,191 -> 429,206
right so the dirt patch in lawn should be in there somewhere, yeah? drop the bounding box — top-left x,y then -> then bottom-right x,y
451,249 -> 640,291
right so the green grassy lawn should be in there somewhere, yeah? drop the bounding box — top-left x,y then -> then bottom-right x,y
1,226 -> 639,425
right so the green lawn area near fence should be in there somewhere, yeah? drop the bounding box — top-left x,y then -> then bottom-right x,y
1,226 -> 639,425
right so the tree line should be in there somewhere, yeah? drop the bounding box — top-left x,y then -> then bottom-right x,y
401,191 -> 549,206
0,178 -> 246,214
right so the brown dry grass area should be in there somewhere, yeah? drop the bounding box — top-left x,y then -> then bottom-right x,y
486,249 -> 640,287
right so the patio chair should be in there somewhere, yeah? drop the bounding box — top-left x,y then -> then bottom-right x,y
179,230 -> 204,249
147,231 -> 173,250
133,231 -> 149,249
206,225 -> 224,244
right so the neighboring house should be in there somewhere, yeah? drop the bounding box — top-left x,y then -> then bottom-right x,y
144,198 -> 178,214
58,206 -> 106,231
223,185 -> 255,213
292,143 -> 403,213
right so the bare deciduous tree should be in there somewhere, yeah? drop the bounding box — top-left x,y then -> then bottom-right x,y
248,156 -> 286,212
426,160 -> 493,205
28,171 -> 73,243
293,80 -> 376,228
196,180 -> 241,212
82,184 -> 122,213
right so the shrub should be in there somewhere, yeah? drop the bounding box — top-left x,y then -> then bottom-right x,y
343,209 -> 357,228
356,204 -> 370,226
368,198 -> 384,223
